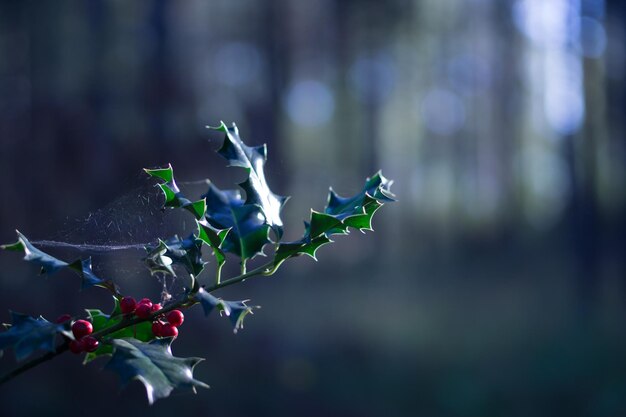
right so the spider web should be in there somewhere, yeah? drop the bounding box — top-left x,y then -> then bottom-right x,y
26,178 -> 210,301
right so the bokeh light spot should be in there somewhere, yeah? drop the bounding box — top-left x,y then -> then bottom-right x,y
285,80 -> 335,127
420,89 -> 466,136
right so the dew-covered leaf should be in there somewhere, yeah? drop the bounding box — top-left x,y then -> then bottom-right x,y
105,337 -> 208,404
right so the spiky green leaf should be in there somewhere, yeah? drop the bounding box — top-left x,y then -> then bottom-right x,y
196,219 -> 230,280
271,172 -> 394,272
0,312 -> 69,361
68,257 -> 107,289
209,121 -> 288,238
145,235 -> 206,277
1,231 -> 109,290
105,337 -> 208,404
144,164 -> 206,220
1,230 -> 68,274
84,298 -> 154,363
202,182 -> 271,261
193,288 -> 259,333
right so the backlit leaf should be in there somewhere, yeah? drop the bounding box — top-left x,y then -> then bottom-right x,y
144,164 -> 206,220
196,219 -> 230,281
209,121 -> 289,238
271,171 -> 394,272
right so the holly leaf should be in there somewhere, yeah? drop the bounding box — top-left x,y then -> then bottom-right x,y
145,235 -> 206,277
271,171 -> 395,271
1,230 -> 68,274
144,164 -> 207,220
272,231 -> 333,271
0,312 -> 69,361
196,219 -> 230,281
68,257 -> 107,289
325,171 -> 395,222
193,288 -> 259,333
2,231 -> 109,290
221,300 -> 257,334
209,121 -> 289,238
105,337 -> 208,404
202,182 -> 270,261
84,298 -> 154,363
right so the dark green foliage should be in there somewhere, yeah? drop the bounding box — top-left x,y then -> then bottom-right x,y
0,121 -> 393,404
211,121 -> 288,238
69,258 -> 107,289
2,231 -> 68,275
145,235 -> 206,277
271,171 -> 395,271
144,165 -> 206,220
105,338 -> 208,404
1,231 -> 107,289
201,182 -> 271,261
84,298 -> 154,363
196,219 -> 230,281
0,312 -> 69,361
193,288 -> 258,333
194,288 -> 222,316
221,299 -> 257,333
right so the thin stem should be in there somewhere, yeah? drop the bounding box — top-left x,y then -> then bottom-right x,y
0,343 -> 69,386
0,260 -> 275,387
205,261 -> 273,292
215,261 -> 224,286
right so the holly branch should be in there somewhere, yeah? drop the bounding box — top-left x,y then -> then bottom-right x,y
0,121 -> 394,403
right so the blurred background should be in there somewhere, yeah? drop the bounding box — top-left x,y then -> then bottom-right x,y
0,0 -> 625,416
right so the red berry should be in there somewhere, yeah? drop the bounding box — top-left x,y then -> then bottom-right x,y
159,323 -> 178,338
82,336 -> 99,353
120,296 -> 137,314
151,303 -> 162,313
69,339 -> 84,354
135,303 -> 152,319
55,314 -> 72,324
138,298 -> 153,308
71,320 -> 93,339
152,321 -> 163,337
166,310 -> 184,327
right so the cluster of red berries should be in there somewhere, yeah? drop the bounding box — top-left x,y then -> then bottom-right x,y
69,320 -> 99,354
119,296 -> 184,338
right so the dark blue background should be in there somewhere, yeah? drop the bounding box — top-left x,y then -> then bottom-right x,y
0,1 -> 625,416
